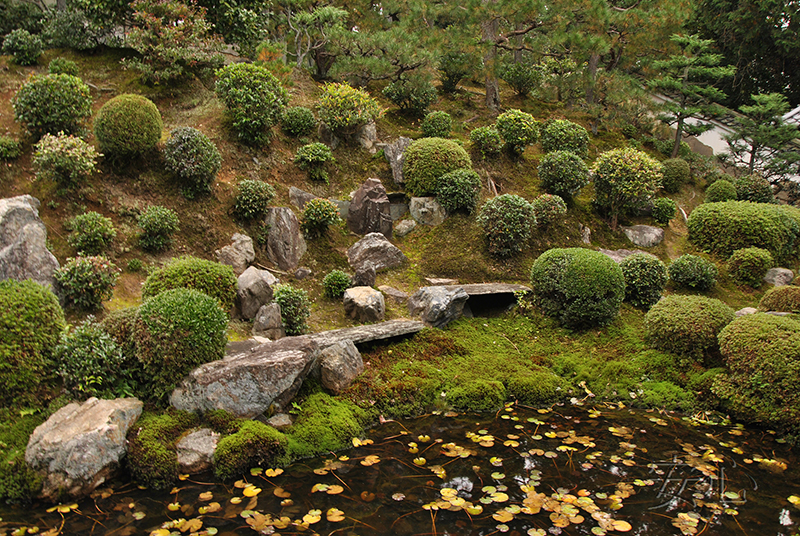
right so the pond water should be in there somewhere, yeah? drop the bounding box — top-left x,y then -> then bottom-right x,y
2,403 -> 800,536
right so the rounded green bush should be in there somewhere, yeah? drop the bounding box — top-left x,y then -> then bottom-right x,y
668,254 -> 718,291
13,74 -> 92,138
477,194 -> 535,257
704,179 -> 737,203
2,28 -> 42,65
0,136 -> 21,160
142,256 -> 237,310
214,420 -> 287,480
33,132 -> 99,188
273,284 -> 310,335
280,106 -> 316,137
448,380 -> 506,413
469,126 -> 503,158
383,75 -> 437,115
652,197 -> 677,224
759,286 -> 800,312
55,255 -> 120,310
0,280 -> 65,406
531,194 -> 567,227
164,127 -> 222,198
733,173 -> 774,203
727,247 -> 774,288
592,148 -> 663,228
538,150 -> 590,200
317,82 -> 381,135
301,198 -> 340,237
539,119 -> 589,157
644,295 -> 734,358
495,109 -> 538,155
619,252 -> 667,309
435,168 -> 482,214
323,269 -> 351,299
295,142 -> 334,183
403,137 -> 472,197
94,94 -> 163,155
421,111 -> 452,138
138,205 -> 180,252
530,248 -> 626,329
233,179 -> 275,220
660,158 -> 691,194
48,57 -> 80,76
67,211 -> 116,255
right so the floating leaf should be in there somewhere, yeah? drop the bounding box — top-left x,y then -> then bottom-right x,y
264,468 -> 284,477
230,497 -> 242,505
491,472 -> 506,480
611,520 -> 632,532
789,495 -> 800,505
132,511 -> 146,520
361,455 -> 380,466
352,438 -> 373,447
150,530 -> 171,536
327,485 -> 344,495
466,504 -> 484,515
183,518 -> 203,532
327,508 -> 345,522
198,491 -> 213,501
392,493 -> 406,501
167,502 -> 181,511
303,509 -> 322,524
242,485 -> 261,497
198,502 -> 220,514
249,468 -> 263,476
274,487 -> 291,498
418,435 -> 431,442
414,457 -> 427,466
492,509 -> 514,523
361,491 -> 376,502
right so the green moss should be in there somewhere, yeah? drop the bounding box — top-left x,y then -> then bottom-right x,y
214,420 -> 287,480
506,372 -> 565,406
0,414 -> 45,503
447,380 -> 506,413
126,410 -> 198,489
639,381 -> 691,411
286,392 -> 371,460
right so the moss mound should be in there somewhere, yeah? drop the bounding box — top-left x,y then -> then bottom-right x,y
403,137 -> 472,197
644,295 -> 734,359
214,420 -> 287,480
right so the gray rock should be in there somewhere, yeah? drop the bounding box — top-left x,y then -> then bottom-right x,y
25,397 -> 143,501
320,340 -> 364,394
215,233 -> 255,276
252,335 -> 271,344
170,336 -> 320,418
408,286 -> 469,328
295,267 -> 312,280
764,267 -> 795,287
621,225 -> 664,248
735,307 -> 758,317
265,207 -> 307,271
318,123 -> 340,151
598,248 -> 648,263
252,303 -> 285,340
266,413 -> 293,430
330,199 -> 350,219
426,277 -> 458,285
395,219 -> 416,237
353,261 -> 376,287
378,285 -> 409,304
357,121 -> 379,153
289,187 -> 317,210
384,137 -> 413,185
344,286 -> 385,323
237,266 -> 279,320
176,429 -> 219,475
766,311 -> 792,316
0,195 -> 59,287
579,224 -> 592,245
347,178 -> 393,238
410,197 -> 447,226
442,283 -> 532,296
390,202 -> 409,221
347,233 -> 407,272
309,319 -> 425,347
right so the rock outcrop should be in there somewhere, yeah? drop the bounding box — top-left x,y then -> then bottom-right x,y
0,195 -> 59,287
409,197 -> 447,226
319,340 -> 364,394
621,225 -> 664,248
237,266 -> 279,320
344,286 -> 385,323
347,233 -> 407,272
384,137 -> 412,185
176,429 -> 219,475
265,207 -> 307,271
252,303 -> 285,340
408,286 -> 469,328
764,268 -> 794,287
215,233 -> 255,276
347,178 -> 392,238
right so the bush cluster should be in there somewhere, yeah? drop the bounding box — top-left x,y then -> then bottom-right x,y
704,179 -> 737,202
142,256 -> 237,310
317,83 -> 381,135
660,158 -> 691,194
94,94 -> 163,156
163,127 -> 222,198
477,194 -> 535,257
618,253 -> 666,309
498,60 -> 541,96
13,74 -> 92,138
138,205 -> 180,252
323,269 -> 351,299
233,179 -> 275,220
382,75 -> 437,116
403,137 -> 472,197
530,248 -> 626,329
48,57 -> 79,76
301,198 -> 340,238
54,255 -> 120,310
33,132 -> 99,188
435,168 -> 482,214
539,119 -> 589,157
295,142 -> 334,183
668,254 -> 718,291
0,136 -> 21,160
421,111 -> 452,138
281,106 -> 316,137
495,109 -> 538,155
537,150 -> 590,200
727,247 -> 773,288
2,28 -> 42,65
644,295 -> 734,358
214,420 -> 287,480
42,9 -> 100,51
469,126 -> 503,158
733,173 -> 774,203
531,194 -> 566,227
759,286 -> 800,312
67,211 -> 117,255
273,284 -> 310,335
652,197 -> 677,224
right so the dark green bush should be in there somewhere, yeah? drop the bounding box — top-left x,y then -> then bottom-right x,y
498,60 -> 541,96
539,119 -> 589,157
619,252 -> 667,309
233,179 -> 275,220
704,179 -> 737,203
317,82 -> 381,136
67,211 -> 116,255
531,194 -> 566,227
438,51 -> 473,93
33,132 -> 99,188
538,150 -> 590,200
505,372 -> 565,405
301,198 -> 340,238
469,126 -> 503,158
94,94 -> 163,156
323,269 -> 351,299
47,57 -> 79,76
759,286 -> 800,312
126,410 -> 198,489
273,284 -> 310,335
733,173 -> 774,203
12,74 -> 92,138
0,0 -> 44,37
403,137 -> 472,197
644,295 -> 734,359
436,168 -> 482,214
163,127 -> 222,198
55,255 -> 120,310
0,280 -> 65,406
421,110 -> 452,138
495,109 -> 538,155
142,256 -> 237,310
0,136 -> 21,160
280,106 -> 316,137
727,247 -> 774,288
2,28 -> 42,65
652,197 -> 677,224
668,254 -> 718,291
138,205 -> 179,252
295,142 -> 334,183
214,420 -> 287,480
448,380 -> 506,413
42,9 -> 101,50
382,75 -> 437,116
660,158 -> 691,194
0,414 -> 45,502
529,248 -> 626,329
477,194 -> 535,257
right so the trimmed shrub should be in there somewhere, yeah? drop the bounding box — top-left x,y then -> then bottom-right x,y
2,28 -> 42,65
126,410 -> 199,489
660,158 -> 691,194
505,372 -> 565,405
233,179 -> 275,221
12,74 -> 92,138
687,201 -> 800,262
539,119 -> 589,157
163,127 -> 222,198
531,194 -> 567,227
592,148 -> 663,230
94,94 -> 163,156
478,194 -> 535,257
619,252 -> 667,309
382,75 -> 437,116
668,254 -> 718,291
644,295 -> 734,358
435,168 -> 482,214
138,205 -> 179,252
421,111 -> 452,138
469,126 -> 503,158
67,211 -> 116,255
733,173 -> 774,203
301,198 -> 340,238
759,286 -> 800,312
495,109 -> 538,155
529,248 -> 626,329
538,150 -> 590,200
0,136 -> 21,160
727,247 -> 774,288
438,51 -> 473,93
323,269 -> 351,299
142,256 -> 237,310
448,380 -> 506,413
317,82 -> 381,136
273,284 -> 310,335
32,132 -> 99,188
652,197 -> 677,224
0,279 -> 65,406
48,57 -> 79,76
294,142 -> 334,183
280,106 -> 316,137
215,63 -> 288,146
403,137 -> 472,197
214,420 -> 287,480
55,255 -> 120,310
704,179 -> 737,202
498,60 -> 541,97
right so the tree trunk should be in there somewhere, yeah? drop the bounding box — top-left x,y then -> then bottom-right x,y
672,115 -> 684,158
482,18 -> 500,112
585,53 -> 599,106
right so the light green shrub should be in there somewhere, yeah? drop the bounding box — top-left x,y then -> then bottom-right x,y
539,119 -> 589,157
727,247 -> 774,288
477,194 -> 535,257
273,284 -> 310,335
421,110 -> 452,138
403,137 -> 472,197
495,109 -> 538,155
67,211 -> 116,255
660,158 -> 691,193
142,256 -> 237,310
704,179 -> 737,202
94,94 -> 162,155
538,150 -> 590,200
644,295 -> 734,358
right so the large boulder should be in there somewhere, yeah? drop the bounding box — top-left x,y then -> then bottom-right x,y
621,225 -> 664,248
347,178 -> 393,238
170,336 -> 319,418
265,207 -> 307,271
252,302 -> 285,340
289,186 -> 317,210
237,266 -> 279,320
176,428 -> 219,475
764,267 -> 794,287
409,197 -> 447,226
384,136 -> 413,186
347,232 -> 407,272
343,286 -> 385,323
25,397 -> 143,501
408,286 -> 469,328
319,340 -> 364,394
0,195 -> 59,287
215,233 -> 255,276
352,261 -> 376,287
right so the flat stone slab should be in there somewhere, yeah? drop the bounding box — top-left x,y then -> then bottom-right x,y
310,319 -> 425,348
621,225 -> 664,248
598,248 -> 647,263
443,283 -> 531,296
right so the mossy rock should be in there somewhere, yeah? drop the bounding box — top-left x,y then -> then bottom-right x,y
214,420 -> 287,480
126,410 -> 199,490
447,380 -> 506,413
286,392 -> 372,459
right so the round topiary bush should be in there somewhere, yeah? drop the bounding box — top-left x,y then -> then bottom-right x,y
233,179 -> 275,220
704,179 -> 737,203
727,247 -> 774,288
530,248 -> 626,329
539,119 -> 589,157
447,380 -> 506,413
54,255 -> 120,310
48,57 -> 79,76
142,256 -> 237,310
644,295 -> 734,358
592,148 -> 663,230
383,75 -> 438,116
477,194 -> 535,257
435,168 -> 482,214
301,198 -> 340,238
138,205 -> 180,252
2,28 -> 42,66
33,132 -> 99,188
294,142 -> 334,183
495,109 -> 538,155
660,158 -> 691,194
652,197 -> 677,224
537,150 -> 590,200
619,252 -> 667,309
214,420 -> 287,480
67,211 -> 117,255
273,284 -> 310,335
531,194 -> 567,227
403,137 -> 472,197
421,110 -> 452,138
322,269 -> 351,299
280,106 -> 316,137
468,129 -> 502,164
12,74 -> 92,138
733,173 -> 774,203
759,286 -> 800,312
163,127 -> 222,198
668,254 -> 718,291
94,94 -> 163,156
317,82 -> 382,136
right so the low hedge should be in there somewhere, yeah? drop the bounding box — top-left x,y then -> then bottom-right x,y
644,295 -> 734,359
142,256 -> 238,310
